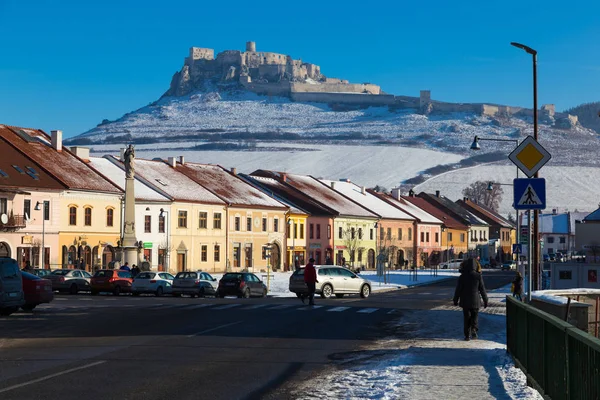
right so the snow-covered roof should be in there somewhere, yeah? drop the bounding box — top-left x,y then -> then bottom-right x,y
372,192 -> 442,224
320,179 -> 415,221
88,157 -> 170,202
458,199 -> 514,229
419,192 -> 489,227
252,170 -> 378,218
177,163 -> 288,209
0,125 -> 122,193
241,175 -> 306,214
402,195 -> 467,230
115,157 -> 226,204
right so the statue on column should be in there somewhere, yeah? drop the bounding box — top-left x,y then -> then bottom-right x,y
124,144 -> 135,178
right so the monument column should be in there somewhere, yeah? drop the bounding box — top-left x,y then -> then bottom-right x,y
122,144 -> 139,265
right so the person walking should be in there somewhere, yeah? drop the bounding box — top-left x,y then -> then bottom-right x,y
131,264 -> 140,277
512,271 -> 523,301
120,262 -> 131,271
302,258 -> 318,306
453,258 -> 488,341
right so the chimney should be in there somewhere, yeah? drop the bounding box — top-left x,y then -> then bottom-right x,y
330,181 -> 336,189
282,173 -> 287,182
552,208 -> 557,215
408,189 -> 415,197
51,130 -> 62,151
179,156 -> 185,165
120,148 -> 126,161
464,197 -> 468,202
231,167 -> 237,175
70,146 -> 90,161
168,157 -> 176,167
361,186 -> 366,195
435,190 -> 440,198
391,188 -> 401,200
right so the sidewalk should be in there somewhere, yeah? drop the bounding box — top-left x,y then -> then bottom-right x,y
294,285 -> 543,400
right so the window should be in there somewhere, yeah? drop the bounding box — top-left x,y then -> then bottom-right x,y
262,217 -> 267,232
339,227 -> 343,239
0,169 -> 8,178
426,232 -> 430,242
178,210 -> 187,228
43,201 -> 50,221
559,270 -> 572,280
547,237 -> 555,244
214,212 -> 222,229
408,228 -> 412,241
358,228 -> 363,239
448,232 -> 453,241
316,224 -> 321,239
106,208 -> 114,227
559,237 -> 566,244
158,215 -> 165,233
386,228 -> 391,240
294,223 -> 298,239
235,217 -> 240,231
327,225 -> 331,239
144,215 -> 151,233
214,245 -> 220,262
0,198 -> 6,215
199,212 -> 207,229
247,217 -> 252,231
300,223 -> 304,239
287,222 -> 291,237
435,232 -> 439,243
310,224 -> 314,239
12,165 -> 25,174
69,206 -> 77,225
398,228 -> 402,241
84,207 -> 92,226
370,228 -> 373,240
352,228 -> 356,239
380,226 -> 384,239
274,218 -> 278,232
201,245 -> 207,262
420,232 -> 425,242
358,249 -> 363,263
24,199 -> 31,220
460,233 -> 465,243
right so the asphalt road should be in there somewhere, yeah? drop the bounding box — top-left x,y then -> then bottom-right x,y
0,270 -> 513,400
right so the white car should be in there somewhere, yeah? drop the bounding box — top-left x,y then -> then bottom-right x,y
441,259 -> 464,269
132,271 -> 175,296
289,266 -> 371,299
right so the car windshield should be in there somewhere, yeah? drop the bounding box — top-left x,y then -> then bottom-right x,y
222,273 -> 243,281
0,260 -> 20,279
94,270 -> 111,277
21,271 -> 41,280
137,272 -> 155,280
51,270 -> 70,275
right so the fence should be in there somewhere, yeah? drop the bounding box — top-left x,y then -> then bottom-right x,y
506,296 -> 600,399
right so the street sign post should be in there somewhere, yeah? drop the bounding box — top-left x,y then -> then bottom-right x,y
509,135 -> 551,178
513,178 -> 546,210
512,244 -> 522,254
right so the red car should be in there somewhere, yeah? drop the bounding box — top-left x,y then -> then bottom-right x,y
91,269 -> 133,295
21,271 -> 54,311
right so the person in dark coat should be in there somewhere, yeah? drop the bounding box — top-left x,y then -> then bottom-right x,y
302,258 -> 318,306
512,271 -> 523,301
453,258 -> 488,341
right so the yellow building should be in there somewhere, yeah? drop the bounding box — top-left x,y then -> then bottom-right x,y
286,212 -> 308,269
333,216 -> 378,268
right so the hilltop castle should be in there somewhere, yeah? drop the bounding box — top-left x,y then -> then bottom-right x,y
165,42 -> 579,129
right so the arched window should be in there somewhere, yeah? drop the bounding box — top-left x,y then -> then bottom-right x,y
106,208 -> 114,227
69,207 -> 77,225
84,207 -> 92,226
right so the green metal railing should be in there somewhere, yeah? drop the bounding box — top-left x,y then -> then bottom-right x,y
507,296 -> 600,399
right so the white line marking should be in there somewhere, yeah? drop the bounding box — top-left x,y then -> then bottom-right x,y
182,304 -> 214,309
327,306 -> 350,312
242,304 -> 269,310
387,309 -> 397,314
212,304 -> 241,310
267,304 -> 294,310
298,305 -> 323,310
357,308 -> 379,314
187,321 -> 242,338
0,361 -> 106,394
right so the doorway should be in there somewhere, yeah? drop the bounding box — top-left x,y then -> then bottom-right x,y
177,253 -> 186,272
0,242 -> 10,257
368,249 -> 375,269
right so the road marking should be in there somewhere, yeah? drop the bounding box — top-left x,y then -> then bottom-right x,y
298,305 -> 323,310
54,298 -> 68,301
387,309 -> 397,314
357,308 -> 379,314
181,304 -> 213,309
212,304 -> 241,310
327,306 -> 350,312
0,360 -> 106,394
147,304 -> 165,308
242,304 -> 269,309
187,321 -> 242,337
267,304 -> 294,310
78,298 -> 92,301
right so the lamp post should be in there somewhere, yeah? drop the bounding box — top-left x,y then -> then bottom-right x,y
34,201 -> 47,269
511,41 -> 540,292
288,219 -> 295,271
159,208 -> 169,273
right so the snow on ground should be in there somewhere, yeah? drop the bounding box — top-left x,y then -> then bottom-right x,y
292,285 -> 543,400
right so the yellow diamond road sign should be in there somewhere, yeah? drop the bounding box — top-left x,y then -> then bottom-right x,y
509,135 -> 551,178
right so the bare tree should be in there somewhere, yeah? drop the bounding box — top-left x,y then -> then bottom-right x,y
462,180 -> 503,212
342,227 -> 365,268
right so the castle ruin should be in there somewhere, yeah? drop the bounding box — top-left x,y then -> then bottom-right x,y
165,42 -> 578,129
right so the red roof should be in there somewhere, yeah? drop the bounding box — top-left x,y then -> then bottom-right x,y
458,199 -> 514,229
402,195 -> 468,230
0,125 -> 122,193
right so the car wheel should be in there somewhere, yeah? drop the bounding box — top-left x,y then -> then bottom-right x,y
156,286 -> 164,297
198,287 -> 205,298
360,284 -> 371,298
262,288 -> 267,298
240,289 -> 250,299
113,286 -> 121,296
21,304 -> 37,311
335,294 -> 344,298
321,284 -> 333,299
69,283 -> 78,295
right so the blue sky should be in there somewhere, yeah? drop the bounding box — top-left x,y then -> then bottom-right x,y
1,0 -> 599,138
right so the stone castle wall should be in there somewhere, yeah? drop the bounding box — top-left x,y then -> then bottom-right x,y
291,92 -> 395,105
290,82 -> 381,95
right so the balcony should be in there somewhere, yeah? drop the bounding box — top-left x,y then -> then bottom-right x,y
0,213 -> 27,231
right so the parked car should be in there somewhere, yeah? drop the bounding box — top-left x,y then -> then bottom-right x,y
548,253 -> 557,262
289,265 -> 372,299
91,269 -> 133,295
132,271 -> 175,296
479,258 -> 491,268
441,258 -> 464,269
46,269 -> 93,294
0,257 -> 25,316
28,269 -> 52,278
501,261 -> 517,271
20,271 -> 54,311
173,271 -> 218,297
217,272 -> 267,298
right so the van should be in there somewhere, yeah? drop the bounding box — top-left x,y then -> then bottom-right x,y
0,257 -> 25,316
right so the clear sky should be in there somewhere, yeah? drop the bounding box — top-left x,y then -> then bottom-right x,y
1,0 -> 599,138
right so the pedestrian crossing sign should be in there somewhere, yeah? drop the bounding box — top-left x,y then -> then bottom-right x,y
513,178 -> 546,210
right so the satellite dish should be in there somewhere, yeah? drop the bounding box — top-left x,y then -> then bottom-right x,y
0,214 -> 7,224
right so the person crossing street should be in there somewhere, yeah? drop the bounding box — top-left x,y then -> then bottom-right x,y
302,258 -> 318,306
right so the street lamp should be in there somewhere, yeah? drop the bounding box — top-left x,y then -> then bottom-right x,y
288,219 -> 295,271
511,41 -> 540,292
34,201 -> 48,269
159,208 -> 169,273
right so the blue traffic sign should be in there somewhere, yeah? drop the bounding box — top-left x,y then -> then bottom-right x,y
512,244 -> 522,254
513,178 -> 546,210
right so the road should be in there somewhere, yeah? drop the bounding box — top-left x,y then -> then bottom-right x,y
0,270 -> 513,400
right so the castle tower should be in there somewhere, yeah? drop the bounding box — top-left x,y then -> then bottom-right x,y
420,90 -> 431,108
246,41 -> 256,52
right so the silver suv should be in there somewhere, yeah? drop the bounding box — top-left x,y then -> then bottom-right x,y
289,265 -> 371,299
